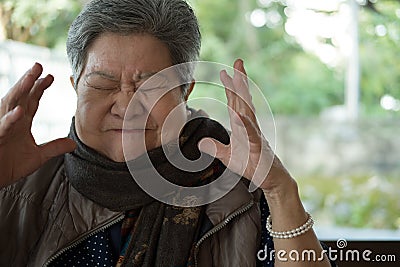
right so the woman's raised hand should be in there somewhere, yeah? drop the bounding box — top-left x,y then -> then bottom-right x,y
0,63 -> 76,188
198,59 -> 292,194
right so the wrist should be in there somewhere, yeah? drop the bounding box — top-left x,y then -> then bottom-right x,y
263,178 -> 308,232
262,175 -> 299,203
259,154 -> 295,196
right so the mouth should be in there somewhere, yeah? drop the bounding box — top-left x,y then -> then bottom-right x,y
111,129 -> 151,134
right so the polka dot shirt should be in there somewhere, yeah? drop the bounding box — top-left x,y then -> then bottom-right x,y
49,227 -> 118,267
257,193 -> 275,267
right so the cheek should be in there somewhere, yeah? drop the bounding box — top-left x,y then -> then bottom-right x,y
76,91 -> 112,130
151,93 -> 186,132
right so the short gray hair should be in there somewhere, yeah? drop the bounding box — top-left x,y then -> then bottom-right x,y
66,0 -> 201,94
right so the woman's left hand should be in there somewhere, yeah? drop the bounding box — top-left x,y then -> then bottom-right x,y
199,60 -> 332,267
198,59 -> 292,194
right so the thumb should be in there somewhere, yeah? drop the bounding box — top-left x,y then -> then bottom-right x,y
40,138 -> 77,162
198,137 -> 229,160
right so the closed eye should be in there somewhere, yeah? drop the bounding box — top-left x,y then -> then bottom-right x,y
136,76 -> 169,93
84,76 -> 120,91
137,85 -> 166,92
86,83 -> 119,91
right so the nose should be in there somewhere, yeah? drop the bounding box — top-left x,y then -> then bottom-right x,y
111,88 -> 145,120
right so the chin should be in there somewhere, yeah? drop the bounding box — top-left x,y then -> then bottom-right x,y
113,155 -> 126,162
101,142 -> 125,162
104,149 -> 125,162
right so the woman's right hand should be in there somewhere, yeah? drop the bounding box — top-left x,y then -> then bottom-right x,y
0,63 -> 76,188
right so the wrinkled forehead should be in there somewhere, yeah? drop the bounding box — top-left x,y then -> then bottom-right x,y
81,32 -> 174,80
83,70 -> 178,91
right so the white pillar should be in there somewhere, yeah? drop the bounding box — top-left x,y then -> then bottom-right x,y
345,0 -> 360,121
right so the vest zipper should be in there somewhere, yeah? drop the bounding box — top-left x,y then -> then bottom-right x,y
193,200 -> 254,267
42,213 -> 125,267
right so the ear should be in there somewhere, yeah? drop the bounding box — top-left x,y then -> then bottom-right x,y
69,76 -> 77,92
184,80 -> 195,101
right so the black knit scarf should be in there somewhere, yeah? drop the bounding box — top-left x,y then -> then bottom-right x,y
65,115 -> 229,267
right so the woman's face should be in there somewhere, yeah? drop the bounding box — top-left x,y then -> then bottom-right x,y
74,33 -> 190,162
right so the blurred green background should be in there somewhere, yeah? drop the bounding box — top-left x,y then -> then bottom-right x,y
1,0 -> 399,116
0,0 -> 399,234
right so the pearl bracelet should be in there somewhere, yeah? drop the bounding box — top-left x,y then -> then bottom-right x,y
266,212 -> 314,239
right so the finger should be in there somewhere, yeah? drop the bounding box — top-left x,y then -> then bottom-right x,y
28,74 -> 54,117
234,60 -> 256,115
233,59 -> 251,101
220,70 -> 252,127
39,138 -> 77,163
220,70 -> 238,120
232,60 -> 257,122
0,106 -> 24,139
234,59 -> 248,85
232,59 -> 252,104
198,137 -> 230,161
20,62 -> 43,90
30,74 -> 54,100
1,63 -> 43,114
9,63 -> 43,102
220,70 -> 235,106
221,68 -> 254,113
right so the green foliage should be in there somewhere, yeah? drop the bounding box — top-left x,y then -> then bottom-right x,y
191,0 -> 400,116
0,0 -> 82,48
358,1 -> 400,115
190,0 -> 346,115
299,174 -> 400,229
1,0 -> 399,116
266,53 -> 344,115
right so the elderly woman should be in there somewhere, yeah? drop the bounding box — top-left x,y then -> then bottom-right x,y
0,0 -> 335,266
